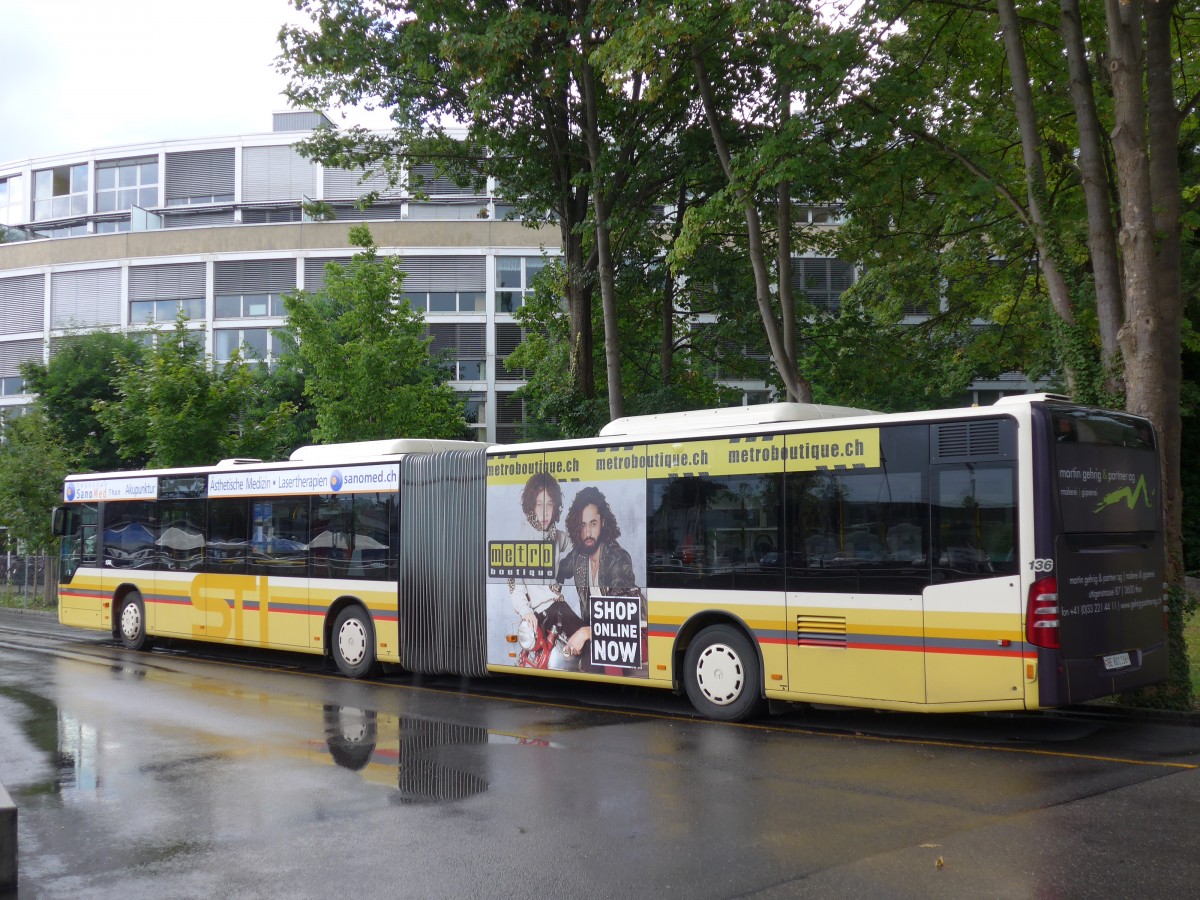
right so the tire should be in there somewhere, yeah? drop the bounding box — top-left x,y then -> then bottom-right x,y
332,606 -> 378,678
683,624 -> 765,722
117,592 -> 152,651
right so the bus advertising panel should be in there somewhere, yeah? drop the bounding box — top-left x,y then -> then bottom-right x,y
485,447 -> 648,677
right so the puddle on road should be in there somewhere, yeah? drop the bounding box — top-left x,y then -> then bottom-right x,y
0,685 -> 99,798
323,703 -> 565,804
1,663 -> 565,809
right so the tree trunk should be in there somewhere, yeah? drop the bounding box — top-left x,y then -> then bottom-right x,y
580,57 -> 624,421
662,186 -> 689,383
776,81 -> 810,403
692,49 -> 806,404
996,0 -> 1079,387
545,82 -> 595,404
1058,0 -> 1124,396
1105,0 -> 1188,705
1108,0 -> 1185,585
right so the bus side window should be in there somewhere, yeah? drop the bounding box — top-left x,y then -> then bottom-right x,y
647,474 -> 783,592
785,423 -> 930,595
931,463 -> 1017,582
311,494 -> 353,579
102,501 -> 157,569
346,493 -> 394,581
207,498 -> 249,575
250,497 -> 309,576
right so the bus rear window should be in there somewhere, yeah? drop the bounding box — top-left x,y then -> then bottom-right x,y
1049,407 -> 1154,450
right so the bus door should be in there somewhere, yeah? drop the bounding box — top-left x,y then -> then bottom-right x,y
100,499 -> 158,632
923,423 -> 1024,704
245,496 -> 311,648
155,489 -> 211,639
57,501 -> 100,629
194,496 -> 253,643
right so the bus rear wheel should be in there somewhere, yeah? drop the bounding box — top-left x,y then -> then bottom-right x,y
332,606 -> 378,678
117,592 -> 152,651
684,624 -> 765,722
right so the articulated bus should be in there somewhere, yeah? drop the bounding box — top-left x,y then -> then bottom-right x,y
53,395 -> 1167,721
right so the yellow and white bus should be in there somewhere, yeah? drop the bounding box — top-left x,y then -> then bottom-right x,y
54,395 -> 1168,720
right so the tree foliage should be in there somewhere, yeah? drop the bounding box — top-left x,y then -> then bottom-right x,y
0,410 -> 75,553
281,0 -> 708,421
283,225 -> 467,443
94,318 -> 297,468
21,330 -> 146,472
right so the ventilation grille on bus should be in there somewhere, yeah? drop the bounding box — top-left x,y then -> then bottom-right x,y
398,447 -> 489,677
796,615 -> 848,649
932,419 -> 1013,462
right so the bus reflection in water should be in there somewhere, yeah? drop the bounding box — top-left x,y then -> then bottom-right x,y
54,396 -> 1168,721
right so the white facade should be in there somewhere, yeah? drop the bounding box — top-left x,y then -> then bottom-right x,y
0,117 -> 556,442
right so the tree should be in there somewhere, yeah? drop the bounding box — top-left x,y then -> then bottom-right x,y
21,330 -> 146,472
95,317 -> 297,468
280,0 -> 599,406
283,225 -> 467,443
0,410 -> 75,554
601,0 -> 870,403
834,0 -> 1196,703
281,0 -> 694,424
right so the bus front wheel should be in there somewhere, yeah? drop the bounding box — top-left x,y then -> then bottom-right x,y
683,625 -> 765,722
117,593 -> 152,651
332,606 -> 378,678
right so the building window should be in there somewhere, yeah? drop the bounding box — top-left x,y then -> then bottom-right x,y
495,256 -> 548,313
214,293 -> 285,318
215,328 -> 284,365
96,157 -> 158,213
32,223 -> 89,239
403,290 -> 485,313
0,175 -> 23,226
494,323 -> 530,381
0,377 -> 27,397
33,163 -> 89,220
96,219 -> 131,234
461,391 -> 485,432
496,393 -> 525,443
426,324 -> 485,381
130,298 -> 204,324
791,257 -> 855,312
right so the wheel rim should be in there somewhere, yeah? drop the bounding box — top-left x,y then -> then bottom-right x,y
120,602 -> 142,642
338,617 -> 368,666
694,642 -> 745,706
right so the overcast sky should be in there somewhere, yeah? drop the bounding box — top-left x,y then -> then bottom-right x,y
0,0 -> 389,166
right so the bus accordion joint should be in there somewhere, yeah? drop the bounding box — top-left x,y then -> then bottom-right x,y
1026,575 -> 1060,650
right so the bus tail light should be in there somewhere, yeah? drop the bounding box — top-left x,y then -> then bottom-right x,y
1026,576 -> 1060,649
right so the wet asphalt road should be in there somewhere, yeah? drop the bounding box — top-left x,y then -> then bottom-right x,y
2,607 -> 1200,899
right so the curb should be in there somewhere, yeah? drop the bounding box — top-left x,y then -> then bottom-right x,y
0,781 -> 15,891
0,606 -> 56,617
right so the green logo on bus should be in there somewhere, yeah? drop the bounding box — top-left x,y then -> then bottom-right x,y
1094,475 -> 1151,513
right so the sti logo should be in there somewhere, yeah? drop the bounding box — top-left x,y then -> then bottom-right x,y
65,483 -> 76,502
330,470 -> 344,492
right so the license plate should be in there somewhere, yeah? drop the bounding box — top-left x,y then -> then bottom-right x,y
1103,652 -> 1131,671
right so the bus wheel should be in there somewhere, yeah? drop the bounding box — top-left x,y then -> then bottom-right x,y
332,606 -> 377,678
684,624 -> 764,722
117,592 -> 152,651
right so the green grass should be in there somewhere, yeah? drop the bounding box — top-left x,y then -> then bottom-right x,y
0,589 -> 55,611
1186,607 -> 1200,702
